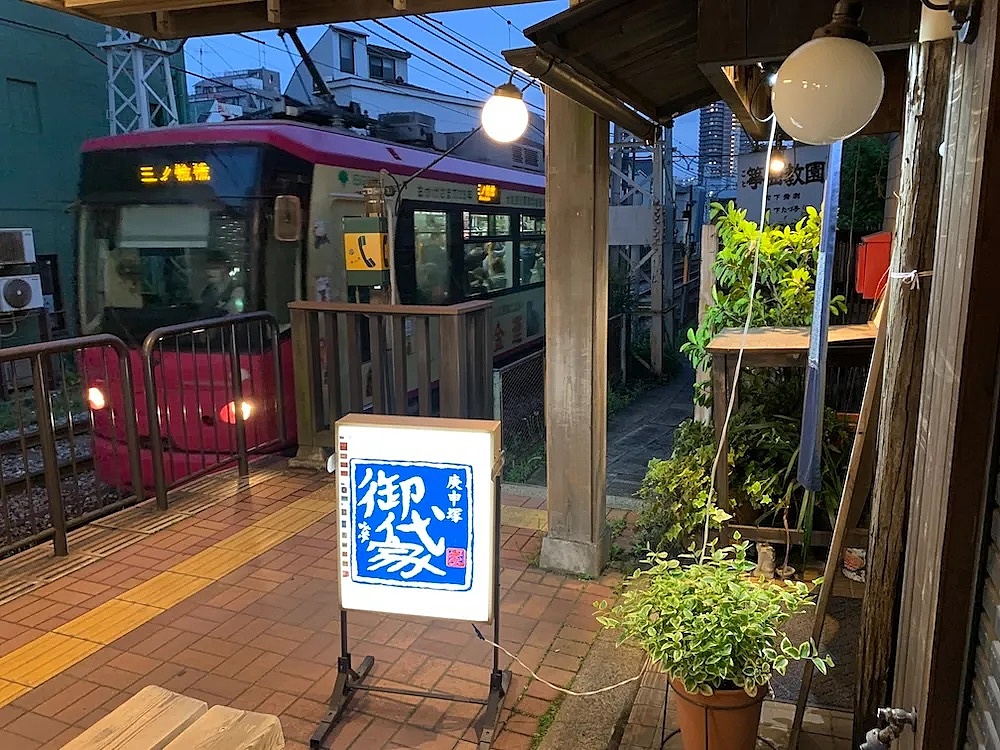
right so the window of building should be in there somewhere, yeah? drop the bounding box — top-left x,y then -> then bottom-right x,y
6,79 -> 41,133
414,211 -> 451,303
369,55 -> 396,81
339,35 -> 355,74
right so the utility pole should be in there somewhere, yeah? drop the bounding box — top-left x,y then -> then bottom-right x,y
99,29 -> 182,134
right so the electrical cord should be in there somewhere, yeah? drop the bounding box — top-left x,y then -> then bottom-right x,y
700,114 -> 779,559
472,625 -> 650,696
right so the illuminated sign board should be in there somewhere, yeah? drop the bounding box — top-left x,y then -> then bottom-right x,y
477,184 -> 501,204
139,162 -> 212,185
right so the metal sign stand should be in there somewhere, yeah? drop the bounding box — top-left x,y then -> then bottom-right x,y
311,465 -> 511,750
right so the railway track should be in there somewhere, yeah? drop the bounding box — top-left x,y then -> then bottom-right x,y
0,418 -> 90,454
0,417 -> 95,496
0,455 -> 96,496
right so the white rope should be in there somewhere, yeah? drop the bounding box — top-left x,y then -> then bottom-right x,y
889,270 -> 933,290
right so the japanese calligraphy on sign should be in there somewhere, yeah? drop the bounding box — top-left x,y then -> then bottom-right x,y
351,461 -> 474,590
736,145 -> 829,225
334,414 -> 501,622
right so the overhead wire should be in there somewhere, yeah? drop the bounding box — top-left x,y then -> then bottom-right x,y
368,19 -> 544,117
409,15 -> 533,88
420,14 -> 518,68
0,15 -> 280,103
238,26 -> 499,104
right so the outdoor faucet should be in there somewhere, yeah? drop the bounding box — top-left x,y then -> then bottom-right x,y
859,708 -> 917,750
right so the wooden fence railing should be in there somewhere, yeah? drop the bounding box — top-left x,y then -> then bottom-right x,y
289,300 -> 493,461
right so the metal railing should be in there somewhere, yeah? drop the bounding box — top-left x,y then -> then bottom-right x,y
0,334 -> 143,558
493,349 -> 545,482
289,300 -> 493,460
142,312 -> 287,510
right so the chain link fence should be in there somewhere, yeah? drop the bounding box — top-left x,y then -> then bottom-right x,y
493,349 -> 545,484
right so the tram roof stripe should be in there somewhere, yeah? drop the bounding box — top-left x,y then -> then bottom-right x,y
82,121 -> 545,195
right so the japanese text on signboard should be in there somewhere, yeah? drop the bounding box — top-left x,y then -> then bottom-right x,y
349,460 -> 474,590
735,145 -> 830,225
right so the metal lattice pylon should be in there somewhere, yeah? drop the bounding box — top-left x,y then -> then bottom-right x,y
100,28 -> 182,134
609,125 -> 676,376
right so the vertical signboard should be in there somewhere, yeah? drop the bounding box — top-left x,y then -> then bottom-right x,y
737,145 -> 831,224
334,414 -> 501,622
797,141 -> 843,491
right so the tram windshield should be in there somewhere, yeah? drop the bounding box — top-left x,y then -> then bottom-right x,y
76,143 -> 299,344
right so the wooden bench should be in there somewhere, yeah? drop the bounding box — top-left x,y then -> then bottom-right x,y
61,685 -> 284,750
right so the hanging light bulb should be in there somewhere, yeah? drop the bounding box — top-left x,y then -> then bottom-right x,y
771,1 -> 885,146
481,82 -> 529,143
769,144 -> 788,175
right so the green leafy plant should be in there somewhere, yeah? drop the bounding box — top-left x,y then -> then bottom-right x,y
596,539 -> 833,696
634,420 -> 730,553
681,201 -> 847,372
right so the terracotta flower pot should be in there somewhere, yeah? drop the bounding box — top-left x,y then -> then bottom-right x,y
671,678 -> 766,750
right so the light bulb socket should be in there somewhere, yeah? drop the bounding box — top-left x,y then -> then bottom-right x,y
813,0 -> 870,43
493,82 -> 523,100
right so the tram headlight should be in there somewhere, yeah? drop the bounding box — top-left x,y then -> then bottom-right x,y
87,386 -> 107,411
219,401 -> 253,424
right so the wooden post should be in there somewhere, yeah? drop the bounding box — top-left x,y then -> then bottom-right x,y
853,38 -> 951,745
694,224 -> 717,424
288,307 -> 327,469
540,74 -> 611,577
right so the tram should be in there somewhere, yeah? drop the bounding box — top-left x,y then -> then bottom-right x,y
75,119 -> 546,489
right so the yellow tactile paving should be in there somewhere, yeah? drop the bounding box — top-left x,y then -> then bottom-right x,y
0,489 -> 545,711
255,506 -> 327,534
0,492 -> 337,709
56,598 -> 163,645
215,526 -> 289,553
501,505 -> 548,531
170,545 -> 260,580
0,680 -> 29,704
119,571 -> 213,609
0,632 -> 101,687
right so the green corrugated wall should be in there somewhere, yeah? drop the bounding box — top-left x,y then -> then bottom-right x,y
0,1 -> 189,341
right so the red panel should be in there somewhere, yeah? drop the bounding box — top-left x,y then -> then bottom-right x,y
856,231 -> 892,300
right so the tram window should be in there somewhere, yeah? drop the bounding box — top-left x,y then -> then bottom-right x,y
414,210 -> 451,304
465,240 -> 514,294
521,215 -> 546,234
491,214 -> 511,235
465,213 -> 489,238
520,239 -> 545,285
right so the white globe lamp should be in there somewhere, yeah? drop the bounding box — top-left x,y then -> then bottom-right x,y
481,83 -> 529,143
770,2 -> 885,146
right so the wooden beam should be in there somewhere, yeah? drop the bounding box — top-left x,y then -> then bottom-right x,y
63,0 -> 248,11
709,48 -> 907,143
893,0 -> 1000,745
266,0 -> 279,23
697,0 -> 919,66
853,38 -> 951,746
25,0 -> 549,38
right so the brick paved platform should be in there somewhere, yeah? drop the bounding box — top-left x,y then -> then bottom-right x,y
0,461 -> 621,750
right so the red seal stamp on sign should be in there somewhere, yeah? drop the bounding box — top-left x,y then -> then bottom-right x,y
445,548 -> 466,569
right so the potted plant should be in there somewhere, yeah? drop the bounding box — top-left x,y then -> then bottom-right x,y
596,539 -> 833,750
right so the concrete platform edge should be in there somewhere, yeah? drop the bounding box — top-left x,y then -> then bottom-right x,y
536,628 -> 646,750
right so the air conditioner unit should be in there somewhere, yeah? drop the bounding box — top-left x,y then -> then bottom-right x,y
0,229 -> 36,265
0,275 -> 43,312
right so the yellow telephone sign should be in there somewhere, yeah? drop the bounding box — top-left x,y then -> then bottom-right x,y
344,232 -> 389,272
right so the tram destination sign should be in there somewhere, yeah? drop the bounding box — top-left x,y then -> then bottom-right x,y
477,183 -> 501,204
138,161 -> 212,185
332,414 -> 501,622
